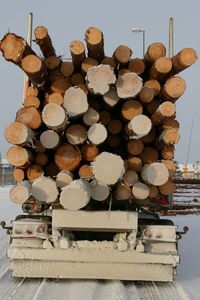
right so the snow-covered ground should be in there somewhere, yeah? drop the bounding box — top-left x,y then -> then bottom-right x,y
0,187 -> 199,300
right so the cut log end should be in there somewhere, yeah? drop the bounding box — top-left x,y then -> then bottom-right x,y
63,87 -> 88,117
40,130 -> 60,149
116,72 -> 143,99
132,182 -> 150,200
32,176 -> 58,203
66,124 -> 87,145
88,123 -> 107,145
55,144 -> 81,171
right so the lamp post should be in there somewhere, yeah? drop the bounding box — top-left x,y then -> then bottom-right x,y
131,27 -> 145,57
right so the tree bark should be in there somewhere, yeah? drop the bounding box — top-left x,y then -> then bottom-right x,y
70,40 -> 86,69
44,56 -> 60,70
34,26 -> 56,58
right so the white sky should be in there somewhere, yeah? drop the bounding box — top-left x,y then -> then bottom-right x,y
0,0 -> 199,162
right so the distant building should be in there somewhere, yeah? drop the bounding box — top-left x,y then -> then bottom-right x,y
0,157 -> 14,186
176,162 -> 200,178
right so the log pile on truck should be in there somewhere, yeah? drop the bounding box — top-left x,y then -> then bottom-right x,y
0,26 -> 197,211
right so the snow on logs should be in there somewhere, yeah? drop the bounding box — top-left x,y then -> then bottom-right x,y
1,25 -> 197,211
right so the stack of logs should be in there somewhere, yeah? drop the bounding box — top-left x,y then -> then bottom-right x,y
0,26 -> 197,210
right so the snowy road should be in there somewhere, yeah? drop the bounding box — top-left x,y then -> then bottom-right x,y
0,188 -> 199,300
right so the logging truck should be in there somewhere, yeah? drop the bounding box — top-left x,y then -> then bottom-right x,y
0,17 -> 197,281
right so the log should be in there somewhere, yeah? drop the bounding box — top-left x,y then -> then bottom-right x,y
86,64 -> 116,95
151,101 -> 176,125
128,58 -> 145,75
79,164 -> 94,179
16,107 -> 42,130
108,119 -> 122,134
70,40 -> 86,69
50,78 -> 71,94
150,57 -> 172,80
77,83 -> 89,95
116,72 -> 143,99
26,86 -> 38,97
128,115 -> 152,139
126,157 -> 142,172
140,146 -> 158,164
118,68 -> 130,76
139,86 -> 154,104
48,68 -> 65,81
23,95 -> 40,108
106,134 -> 121,148
56,170 -> 74,188
161,160 -> 176,177
162,119 -> 180,131
83,108 -> 100,126
81,57 -> 99,73
12,168 -> 25,182
123,170 -> 138,186
87,123 -> 107,145
34,140 -> 46,153
40,130 -> 60,149
127,139 -> 144,155
27,164 -> 44,182
146,99 -> 160,114
161,76 -> 186,102
116,183 -> 132,200
141,162 -> 169,186
35,153 -> 48,167
161,145 -> 175,160
54,144 -> 81,171
93,152 -> 125,185
144,79 -> 161,96
159,179 -> 176,195
45,162 -> 60,177
113,45 -> 132,65
0,32 -> 35,63
160,128 -> 180,145
90,180 -> 110,201
172,48 -> 198,74
44,56 -> 60,70
71,72 -> 85,85
103,87 -> 120,108
99,111 -> 111,126
63,87 -> 88,117
101,56 -> 116,68
42,103 -> 67,131
60,179 -> 91,210
144,42 -> 166,62
4,122 -> 35,146
85,27 -> 104,61
7,146 -> 33,167
121,100 -> 143,121
32,176 -> 59,203
132,182 -> 150,200
34,26 -> 56,58
9,181 -> 31,204
141,128 -> 155,144
21,54 -> 47,86
60,61 -> 74,77
66,124 -> 87,145
81,144 -> 100,162
148,185 -> 159,199
45,92 -> 63,105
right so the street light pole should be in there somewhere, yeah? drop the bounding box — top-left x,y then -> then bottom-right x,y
131,27 -> 145,57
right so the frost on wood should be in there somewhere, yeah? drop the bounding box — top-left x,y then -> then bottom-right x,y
86,64 -> 116,95
116,72 -> 143,99
63,87 -> 88,117
60,179 -> 92,210
93,152 -> 125,185
32,176 -> 59,203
